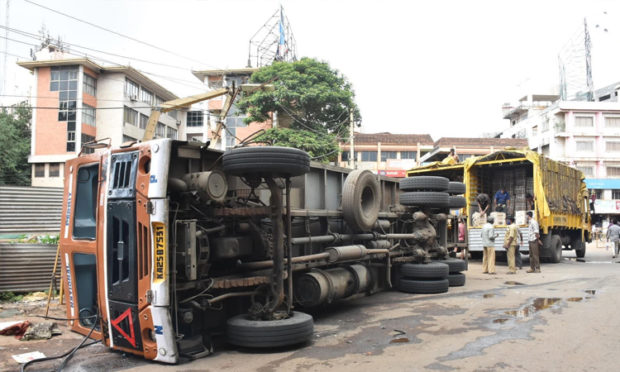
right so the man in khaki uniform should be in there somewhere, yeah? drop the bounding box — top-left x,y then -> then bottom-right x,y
481,216 -> 497,274
503,217 -> 519,274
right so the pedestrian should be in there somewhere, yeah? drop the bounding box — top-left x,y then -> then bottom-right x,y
441,148 -> 459,165
494,187 -> 511,213
503,217 -> 519,274
606,220 -> 620,258
526,211 -> 541,273
515,227 -> 523,269
481,216 -> 497,274
452,217 -> 466,259
526,193 -> 535,211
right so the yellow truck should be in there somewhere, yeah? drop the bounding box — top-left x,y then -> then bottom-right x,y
408,149 -> 591,262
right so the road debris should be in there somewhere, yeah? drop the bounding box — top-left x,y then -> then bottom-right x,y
11,351 -> 46,364
0,320 -> 29,339
21,322 -> 61,341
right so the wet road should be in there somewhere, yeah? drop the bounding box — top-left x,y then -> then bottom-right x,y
17,242 -> 620,371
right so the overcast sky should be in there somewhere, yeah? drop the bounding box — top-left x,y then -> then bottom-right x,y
2,0 -> 620,139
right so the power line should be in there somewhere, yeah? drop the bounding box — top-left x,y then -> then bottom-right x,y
22,0 -> 216,69
0,49 -> 27,59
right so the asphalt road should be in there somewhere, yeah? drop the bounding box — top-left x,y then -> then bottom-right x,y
5,241 -> 619,371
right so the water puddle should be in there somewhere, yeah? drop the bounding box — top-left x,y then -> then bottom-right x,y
493,318 -> 509,324
483,293 -> 495,298
567,297 -> 583,302
585,289 -> 596,295
504,298 -> 561,319
504,281 -> 525,286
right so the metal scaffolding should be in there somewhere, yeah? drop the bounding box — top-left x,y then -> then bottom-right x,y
247,6 -> 297,68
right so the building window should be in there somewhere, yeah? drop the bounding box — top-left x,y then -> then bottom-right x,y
576,166 -> 593,177
155,96 -> 163,106
34,163 -> 45,177
380,151 -> 397,162
49,163 -> 60,177
576,141 -> 593,152
83,73 -> 97,96
167,110 -> 177,120
541,145 -> 550,156
575,116 -> 594,128
81,134 -> 95,154
613,190 -> 620,199
140,87 -> 154,105
187,111 -> 204,127
341,151 -> 349,161
607,167 -> 620,177
50,66 -> 78,92
67,131 -> 76,152
167,127 -> 177,139
595,189 -> 603,199
605,116 -> 620,128
139,113 -> 149,129
125,78 -> 139,98
361,151 -> 378,162
124,106 -> 138,126
82,104 -> 96,126
606,141 -> 620,152
400,151 -> 416,159
155,122 -> 166,138
531,125 -> 538,136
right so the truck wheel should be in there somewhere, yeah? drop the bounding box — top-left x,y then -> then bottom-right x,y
400,191 -> 449,208
398,278 -> 449,294
548,235 -> 562,263
400,262 -> 449,279
438,258 -> 467,273
227,311 -> 314,348
448,196 -> 467,209
222,146 -> 310,178
447,182 -> 466,195
573,239 -> 586,258
400,176 -> 449,192
342,170 -> 381,231
447,273 -> 466,287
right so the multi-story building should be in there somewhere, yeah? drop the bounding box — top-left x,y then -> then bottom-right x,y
499,83 -> 620,218
18,51 -> 182,187
337,132 -> 435,176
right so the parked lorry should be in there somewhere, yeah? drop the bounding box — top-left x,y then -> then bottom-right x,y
407,149 -> 591,262
58,139 -> 467,364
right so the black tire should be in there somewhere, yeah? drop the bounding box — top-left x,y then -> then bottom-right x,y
438,258 -> 467,273
342,170 -> 381,231
400,176 -> 449,192
400,191 -> 449,208
398,278 -> 449,294
573,239 -> 586,258
222,146 -> 310,177
548,234 -> 562,263
400,262 -> 449,279
448,195 -> 467,209
447,273 -> 466,287
227,311 -> 314,348
447,182 -> 466,195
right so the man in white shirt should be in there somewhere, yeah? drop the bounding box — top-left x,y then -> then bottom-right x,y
481,216 -> 497,274
527,211 -> 541,273
607,220 -> 620,258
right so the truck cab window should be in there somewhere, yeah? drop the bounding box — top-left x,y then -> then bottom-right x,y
73,163 -> 99,239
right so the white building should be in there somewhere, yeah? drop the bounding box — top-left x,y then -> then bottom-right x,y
500,84 -> 620,216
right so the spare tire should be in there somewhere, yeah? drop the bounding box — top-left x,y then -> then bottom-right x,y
222,146 -> 310,178
398,278 -> 449,294
400,176 -> 449,191
447,182 -> 466,195
400,191 -> 449,208
447,273 -> 466,287
227,311 -> 314,348
448,196 -> 467,209
400,262 -> 449,279
438,258 -> 468,273
342,170 -> 381,231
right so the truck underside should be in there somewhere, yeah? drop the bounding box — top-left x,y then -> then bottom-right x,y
60,139 -> 464,363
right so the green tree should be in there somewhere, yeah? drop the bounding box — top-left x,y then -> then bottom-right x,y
0,102 -> 32,185
237,57 -> 360,160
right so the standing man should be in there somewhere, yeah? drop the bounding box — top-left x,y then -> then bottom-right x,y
494,187 -> 511,213
526,211 -> 542,273
606,220 -> 620,258
503,217 -> 519,274
441,148 -> 459,165
481,216 -> 497,274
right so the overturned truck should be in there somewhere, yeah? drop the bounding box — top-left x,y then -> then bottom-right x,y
59,139 -> 466,363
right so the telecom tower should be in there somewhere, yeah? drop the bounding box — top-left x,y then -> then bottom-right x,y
558,18 -> 594,101
247,6 -> 297,68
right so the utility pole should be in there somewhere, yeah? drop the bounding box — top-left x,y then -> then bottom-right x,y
349,109 -> 355,169
1,0 -> 10,97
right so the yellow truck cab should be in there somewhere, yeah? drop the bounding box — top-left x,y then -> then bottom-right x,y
408,149 -> 591,262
